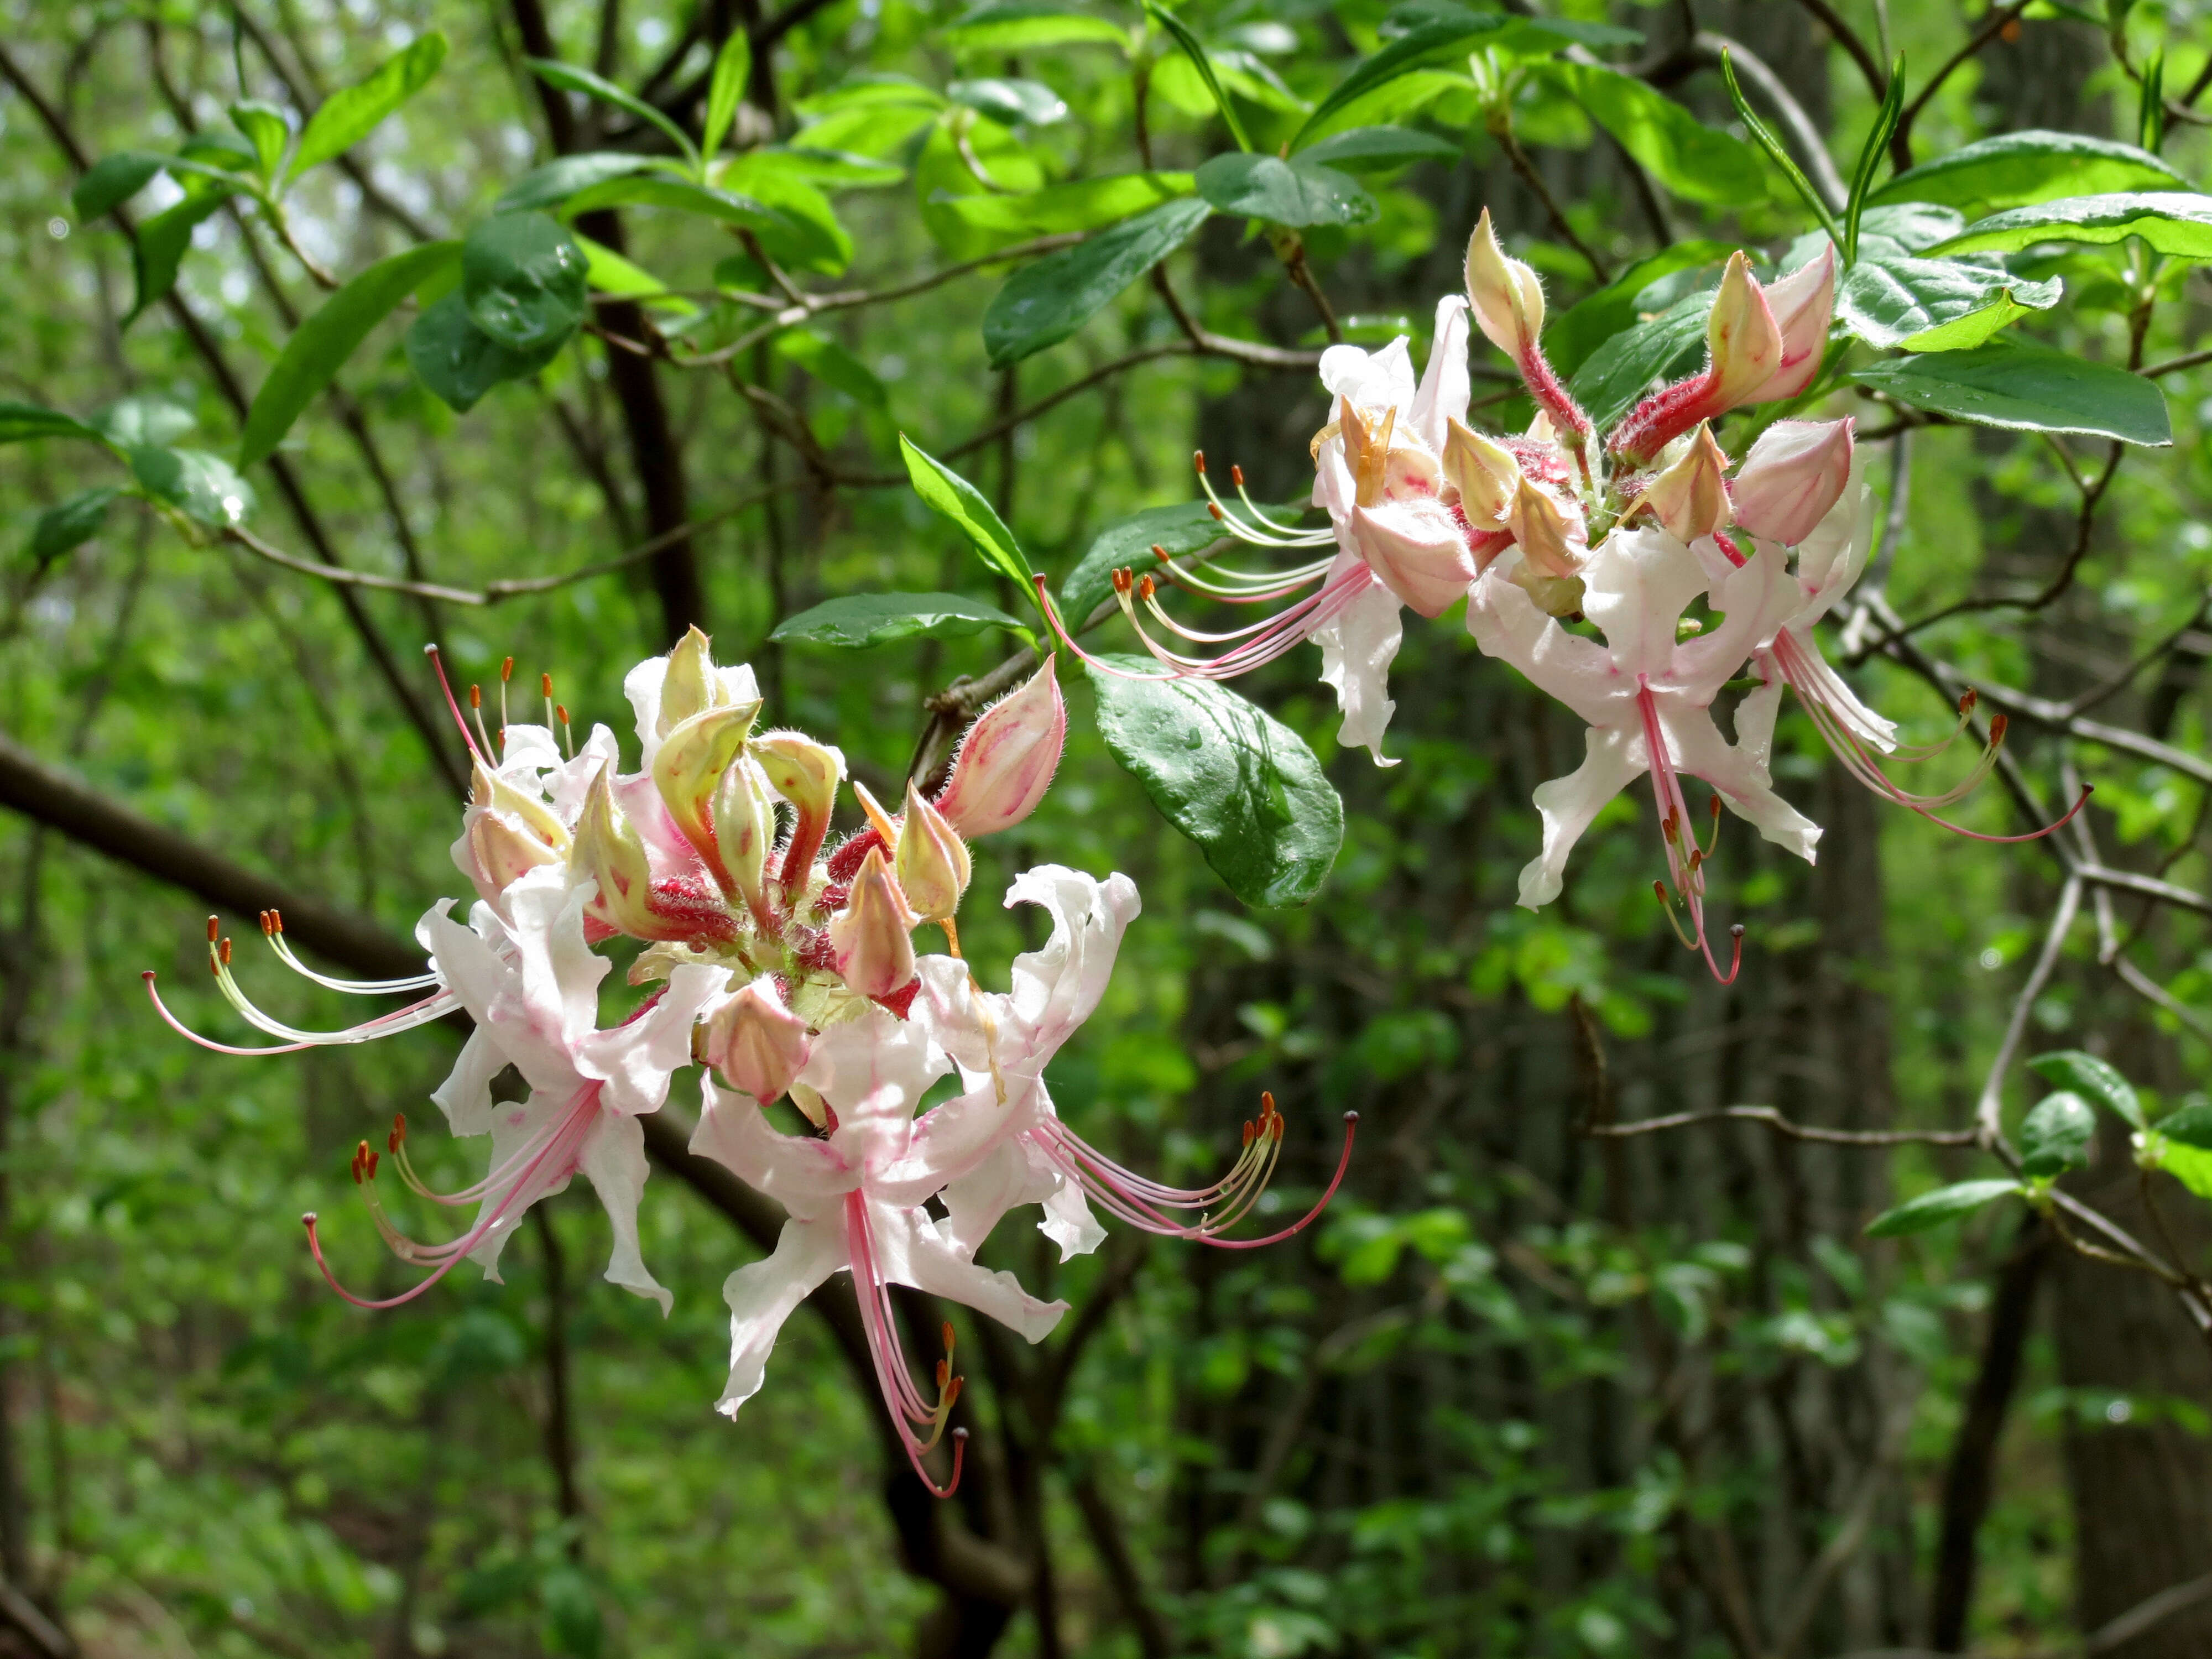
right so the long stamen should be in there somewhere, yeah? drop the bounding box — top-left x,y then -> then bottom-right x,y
499,657 -> 514,748
468,684 -> 495,759
201,922 -> 457,1044
1637,686 -> 1742,985
424,644 -> 486,768
1194,452 -> 1333,549
260,910 -> 442,995
844,1193 -> 967,1498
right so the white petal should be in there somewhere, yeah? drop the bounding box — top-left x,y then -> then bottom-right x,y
465,1088 -> 577,1283
1582,526 -> 1707,684
1468,563 -> 1623,728
577,1110 -> 671,1315
1040,1173 -> 1107,1262
575,959 -> 727,1118
1352,498 -> 1477,619
623,655 -> 670,770
431,1027 -> 506,1138
800,1008 -> 948,1174
1002,865 -> 1142,1050
1314,567 -> 1404,765
1518,723 -> 1647,910
1665,707 -> 1823,864
1733,662 -> 1784,779
1408,294 -> 1471,453
1673,541 -> 1799,699
501,867 -> 611,1053
717,1216 -> 846,1418
873,1204 -> 1069,1344
690,1075 -> 855,1220
1788,462 -> 1875,628
937,1139 -> 1057,1256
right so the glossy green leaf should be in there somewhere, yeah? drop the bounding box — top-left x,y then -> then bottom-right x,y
983,197 -> 1209,366
2159,1141 -> 2212,1200
950,78 -> 1068,127
770,148 -> 907,189
1193,153 -> 1376,227
774,330 -> 888,409
27,488 -> 120,565
930,171 -> 1194,251
770,592 -> 1025,648
2019,1092 -> 2096,1178
1087,655 -> 1344,907
1934,192 -> 2212,262
942,2 -> 1127,51
1569,289 -> 1712,432
288,32 -> 448,182
1864,1180 -> 2021,1238
1296,124 -> 1459,173
91,397 -> 195,448
462,213 -> 587,354
2156,1102 -> 2212,1151
792,102 -> 942,159
1837,255 -> 2062,351
2030,1050 -> 2146,1131
1533,62 -> 1765,206
241,240 -> 462,466
0,401 -> 109,446
406,290 -> 565,413
496,153 -> 664,213
128,181 -> 239,325
900,436 -> 1039,601
717,155 -> 854,274
561,174 -> 790,237
702,31 -> 752,164
1872,130 -> 2189,218
1145,1 -> 1251,150
1058,497 -> 1307,629
71,152 -> 170,220
129,446 -> 255,528
1852,343 -> 2171,447
1842,55 -> 1905,262
229,101 -> 290,180
1717,48 -> 1840,250
1545,241 -> 1737,378
1291,6 -> 1505,149
1855,203 -> 1966,259
572,234 -> 694,314
524,58 -> 698,170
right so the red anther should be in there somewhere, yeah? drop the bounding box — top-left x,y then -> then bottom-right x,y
1988,714 -> 2008,745
1193,450 -> 1207,476
218,937 -> 233,966
1151,543 -> 1171,564
542,672 -> 554,697
936,1359 -> 949,1389
1112,567 -> 1133,594
1136,575 -> 1156,602
1688,848 -> 1704,872
389,1113 -> 407,1152
556,703 -> 570,726
366,1149 -> 379,1180
351,1140 -> 369,1183
1261,1089 -> 1276,1115
1959,688 -> 1978,714
1708,796 -> 1721,821
501,656 -> 514,682
1230,463 -> 1246,489
272,909 -> 285,932
469,684 -> 482,710
1208,502 -> 1225,521
1241,1120 -> 1256,1147
1661,812 -> 1679,844
941,1319 -> 954,1352
258,910 -> 271,934
207,915 -> 220,943
944,1375 -> 963,1408
1652,879 -> 1670,902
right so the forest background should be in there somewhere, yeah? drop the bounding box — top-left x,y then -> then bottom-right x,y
1,0 -> 2211,1656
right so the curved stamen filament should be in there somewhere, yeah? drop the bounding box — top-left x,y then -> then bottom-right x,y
844,1193 -> 967,1498
1194,453 -> 1333,549
1109,567 -> 1374,681
143,966 -> 457,1055
260,910 -> 442,995
201,926 -> 457,1044
424,643 -> 486,768
1636,685 -> 1742,985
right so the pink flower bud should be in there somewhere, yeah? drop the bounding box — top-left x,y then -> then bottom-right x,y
710,755 -> 779,930
568,763 -> 661,939
1625,424 -> 1731,545
1505,478 -> 1588,617
894,780 -> 971,922
702,978 -> 812,1102
1350,502 -> 1479,619
651,700 -> 761,896
752,731 -> 846,906
1442,416 -> 1521,526
1729,417 -> 1855,546
1740,243 -> 1835,405
936,657 -> 1065,838
460,807 -> 562,906
1703,252 -> 1783,410
1464,208 -> 1545,363
830,846 -> 916,1001
657,624 -> 719,736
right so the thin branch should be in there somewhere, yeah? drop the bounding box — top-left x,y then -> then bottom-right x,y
1891,1 -> 2033,168
1492,120 -> 1611,282
1785,0 -> 1890,101
1973,875 -> 2081,1143
1584,1104 -> 1978,1147
2142,346 -> 2212,379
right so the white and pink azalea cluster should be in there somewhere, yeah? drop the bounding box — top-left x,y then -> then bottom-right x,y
1066,211 -> 2025,978
149,632 -> 1350,1496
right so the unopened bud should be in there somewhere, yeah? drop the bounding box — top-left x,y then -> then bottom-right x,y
1741,242 -> 1837,404
652,700 -> 762,889
1729,417 -> 1855,546
830,847 -> 916,1000
463,808 -> 563,904
895,780 -> 972,922
935,657 -> 1066,838
1465,208 -> 1545,362
1703,252 -> 1783,410
703,978 -> 812,1102
659,624 -> 719,737
472,761 -> 568,850
1626,423 -> 1731,544
1350,503 -> 1478,618
753,731 -> 846,905
710,754 -> 780,927
1506,478 -> 1582,582
569,764 -> 659,938
1441,417 -> 1520,525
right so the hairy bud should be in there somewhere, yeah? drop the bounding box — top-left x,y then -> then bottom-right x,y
1626,424 -> 1731,544
702,978 -> 812,1102
710,755 -> 780,928
651,700 -> 761,890
830,847 -> 916,1001
1703,252 -> 1784,411
752,731 -> 847,906
569,764 -> 660,938
1740,243 -> 1836,404
1506,479 -> 1587,617
1729,417 -> 1856,546
936,657 -> 1066,838
1464,208 -> 1545,362
895,780 -> 972,922
1441,417 -> 1521,526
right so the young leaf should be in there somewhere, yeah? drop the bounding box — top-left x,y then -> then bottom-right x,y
2155,1102 -> 2212,1151
71,152 -> 171,221
128,183 -> 240,325
1088,655 -> 1344,907
1852,342 -> 2171,447
2027,1050 -> 2146,1131
561,174 -> 790,237
1872,130 -> 2188,217
461,213 -> 588,354
773,330 -> 888,409
1717,50 -> 1841,251
1843,56 -> 1906,261
572,234 -> 695,315
1193,154 -> 1376,227
26,488 -> 120,566
1533,63 -> 1765,207
1296,125 -> 1459,173
525,58 -> 700,173
2138,48 -> 2167,156
129,447 -> 255,528
495,153 -> 665,213
240,240 -> 462,466
929,170 -> 1194,249
949,77 -> 1069,127
406,290 -> 566,413
769,592 -> 1026,649
2018,1091 -> 2096,1178
1569,290 -> 1714,432
1290,7 -> 1505,150
702,30 -> 753,165
1145,1 -> 1251,151
1864,1180 -> 2022,1238
900,436 -> 1039,600
1837,257 -> 2062,351
286,32 -> 449,183
717,154 -> 854,274
0,401 -> 110,446
229,101 -> 291,181
942,2 -> 1129,53
1934,192 -> 2212,262
983,197 -> 1209,366
91,397 -> 195,448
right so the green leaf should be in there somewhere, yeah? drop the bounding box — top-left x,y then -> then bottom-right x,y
495,153 -> 664,213
128,181 -> 241,325
572,234 -> 695,315
1569,289 -> 1713,433
26,488 -> 120,566
900,436 -> 1039,601
1058,497 -> 1306,629
525,58 -> 699,172
561,174 -> 791,238
2160,1141 -> 2212,1201
1087,655 -> 1344,907
1533,63 -> 1765,206
72,152 -> 170,221
1296,124 -> 1459,173
1872,130 -> 2189,218
2019,1091 -> 2096,1177
91,397 -> 195,448
1717,49 -> 1841,251
770,592 -> 1025,648
1546,241 -> 1738,379
1855,202 -> 1966,259
0,400 -> 109,446
928,171 -> 1194,250
1934,192 -> 2212,262
2156,1102 -> 2212,1151
1145,2 -> 1250,150
1291,6 -> 1505,149
462,213 -> 588,354
240,240 -> 462,466
1193,153 -> 1376,227
1842,55 -> 1905,261
287,32 -> 448,183
406,290 -> 565,413
1864,1180 -> 2022,1238
229,101 -> 290,180
1852,342 -> 2171,447
129,446 -> 255,528
943,2 -> 1128,51
769,148 -> 907,189
983,197 -> 1209,366
950,77 -> 1068,127
179,131 -> 260,172
773,329 -> 888,408
2029,1050 -> 2146,1131
717,154 -> 854,274
702,31 -> 753,164
1837,256 -> 2062,351
792,101 -> 942,159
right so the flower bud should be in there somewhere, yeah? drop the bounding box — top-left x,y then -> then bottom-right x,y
894,780 -> 972,922
1703,252 -> 1783,411
1505,478 -> 1587,617
569,764 -> 660,938
830,846 -> 916,1000
703,978 -> 812,1102
752,731 -> 846,905
1729,417 -> 1855,546
1741,242 -> 1835,404
710,755 -> 780,927
936,657 -> 1066,838
1350,503 -> 1478,619
651,700 -> 761,889
461,808 -> 562,905
1625,423 -> 1731,545
1441,417 -> 1521,526
1465,208 -> 1545,363
658,624 -> 719,737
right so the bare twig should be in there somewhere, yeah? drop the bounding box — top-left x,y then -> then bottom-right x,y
1490,119 -> 1611,281
1973,875 -> 2081,1143
1584,1104 -> 1978,1147
1891,1 -> 2033,169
